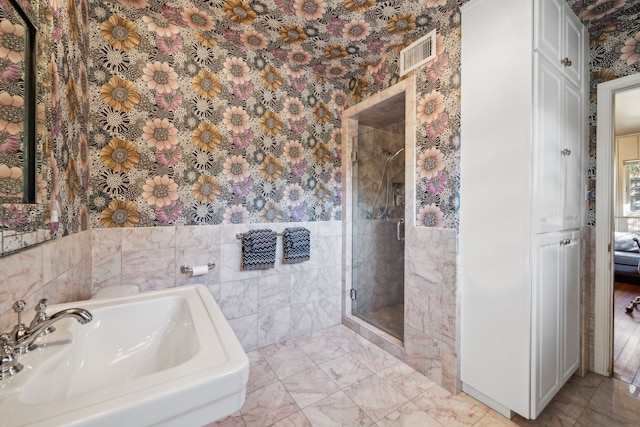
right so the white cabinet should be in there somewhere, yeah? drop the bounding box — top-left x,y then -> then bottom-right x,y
459,0 -> 585,420
532,231 -> 580,416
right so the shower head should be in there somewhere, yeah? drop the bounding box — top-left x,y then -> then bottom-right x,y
387,147 -> 404,161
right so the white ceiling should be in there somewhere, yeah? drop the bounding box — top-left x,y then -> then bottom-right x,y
615,87 -> 640,136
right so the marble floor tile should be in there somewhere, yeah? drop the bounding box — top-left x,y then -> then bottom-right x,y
259,340 -> 317,380
241,382 -> 299,427
207,325 -> 640,427
376,402 -> 444,427
412,387 -> 489,426
271,411 -> 313,427
302,390 -> 374,427
293,333 -> 349,365
318,353 -> 374,389
281,366 -> 340,408
344,373 -> 410,421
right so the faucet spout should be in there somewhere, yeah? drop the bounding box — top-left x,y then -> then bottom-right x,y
17,308 -> 92,352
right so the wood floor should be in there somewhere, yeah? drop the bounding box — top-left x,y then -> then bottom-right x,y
613,281 -> 640,386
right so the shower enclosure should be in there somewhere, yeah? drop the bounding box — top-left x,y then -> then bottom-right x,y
350,122 -> 405,339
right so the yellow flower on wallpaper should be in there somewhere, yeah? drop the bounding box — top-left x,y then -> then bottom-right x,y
222,0 -> 257,25
66,0 -> 80,42
313,142 -> 330,165
352,77 -> 367,102
344,0 -> 375,13
65,158 -> 79,202
66,75 -> 80,123
260,156 -> 282,182
260,110 -> 282,137
195,32 -> 218,48
192,69 -> 221,100
192,174 -> 221,203
100,76 -> 140,112
100,200 -> 140,228
142,174 -> 179,207
260,65 -> 282,91
323,45 -> 347,60
312,102 -> 330,124
100,15 -> 140,52
192,122 -> 221,152
100,138 -> 140,173
279,25 -> 307,44
388,13 -> 416,35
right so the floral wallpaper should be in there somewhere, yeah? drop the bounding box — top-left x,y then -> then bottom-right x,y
569,0 -> 640,226
13,0 -> 640,236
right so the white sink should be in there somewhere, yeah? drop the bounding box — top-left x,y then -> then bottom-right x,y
0,285 -> 249,426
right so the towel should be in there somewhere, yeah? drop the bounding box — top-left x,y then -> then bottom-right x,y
242,229 -> 277,270
282,227 -> 310,264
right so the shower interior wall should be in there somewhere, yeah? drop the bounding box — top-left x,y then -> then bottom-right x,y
352,123 -> 406,317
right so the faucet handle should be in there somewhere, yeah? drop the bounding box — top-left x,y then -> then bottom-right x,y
11,301 -> 27,341
29,298 -> 55,334
0,335 -> 23,380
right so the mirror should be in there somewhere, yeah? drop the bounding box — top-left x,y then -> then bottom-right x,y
0,0 -> 51,255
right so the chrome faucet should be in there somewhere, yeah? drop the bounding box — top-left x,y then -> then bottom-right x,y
0,299 -> 92,379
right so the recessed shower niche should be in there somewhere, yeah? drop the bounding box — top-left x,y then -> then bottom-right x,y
342,76 -> 416,352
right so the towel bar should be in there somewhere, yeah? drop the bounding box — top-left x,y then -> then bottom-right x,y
236,232 -> 283,239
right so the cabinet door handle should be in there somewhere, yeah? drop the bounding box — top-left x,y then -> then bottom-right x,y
561,57 -> 572,67
560,239 -> 571,246
396,219 -> 405,242
561,149 -> 572,156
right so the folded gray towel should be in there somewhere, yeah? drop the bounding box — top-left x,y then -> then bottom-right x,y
242,229 -> 277,270
283,227 -> 310,264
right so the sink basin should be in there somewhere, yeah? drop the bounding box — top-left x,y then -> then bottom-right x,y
0,285 -> 249,426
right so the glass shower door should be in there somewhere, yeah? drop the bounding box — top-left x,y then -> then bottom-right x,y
350,123 -> 405,340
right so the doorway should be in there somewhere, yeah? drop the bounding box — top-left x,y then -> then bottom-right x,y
594,73 -> 640,377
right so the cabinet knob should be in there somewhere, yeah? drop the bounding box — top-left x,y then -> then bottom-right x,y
560,239 -> 572,245
561,149 -> 572,156
561,57 -> 572,67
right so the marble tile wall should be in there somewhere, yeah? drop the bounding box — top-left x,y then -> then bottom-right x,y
0,231 -> 93,333
91,221 -> 343,352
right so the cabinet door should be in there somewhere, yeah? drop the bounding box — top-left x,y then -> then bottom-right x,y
535,0 -> 563,62
562,81 -> 583,229
532,235 -> 562,418
563,14 -> 583,86
561,235 -> 581,382
534,54 -> 563,233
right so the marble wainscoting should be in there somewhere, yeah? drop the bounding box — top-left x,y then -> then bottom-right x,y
0,230 -> 93,332
91,221 -> 343,351
404,226 -> 460,394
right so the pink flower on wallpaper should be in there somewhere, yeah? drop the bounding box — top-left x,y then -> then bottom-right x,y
142,61 -> 179,93
417,90 -> 445,124
223,204 -> 249,224
290,118 -> 307,135
284,183 -> 305,207
326,19 -> 345,37
223,29 -> 242,47
223,155 -> 250,183
294,0 -> 327,20
142,174 -> 179,207
620,32 -> 640,65
426,53 -> 448,82
290,75 -> 307,92
372,61 -> 388,84
162,6 -> 186,25
274,0 -> 295,13
421,0 -> 447,7
425,170 -> 448,195
0,129 -> 20,154
1,204 -> 27,229
223,57 -> 250,84
272,48 -> 289,62
156,200 -> 182,224
283,63 -> 305,78
425,112 -> 448,139
223,106 -> 250,133
343,20 -> 371,42
417,204 -> 444,228
283,97 -> 305,121
233,130 -> 252,148
233,81 -> 254,100
0,58 -> 21,82
156,145 -> 182,167
142,118 -> 178,149
290,160 -> 307,178
284,140 -> 305,164
417,147 -> 445,180
331,90 -> 347,110
367,39 -> 385,55
156,89 -> 183,111
233,177 -> 253,197
156,34 -> 183,55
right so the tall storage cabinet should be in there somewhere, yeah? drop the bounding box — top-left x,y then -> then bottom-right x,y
459,0 -> 586,420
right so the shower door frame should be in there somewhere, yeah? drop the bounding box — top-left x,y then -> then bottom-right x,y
341,75 -> 417,353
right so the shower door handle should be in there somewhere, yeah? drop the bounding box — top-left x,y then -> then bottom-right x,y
396,219 -> 405,241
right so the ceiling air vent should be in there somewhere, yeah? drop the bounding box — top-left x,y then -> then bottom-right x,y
399,29 -> 437,76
